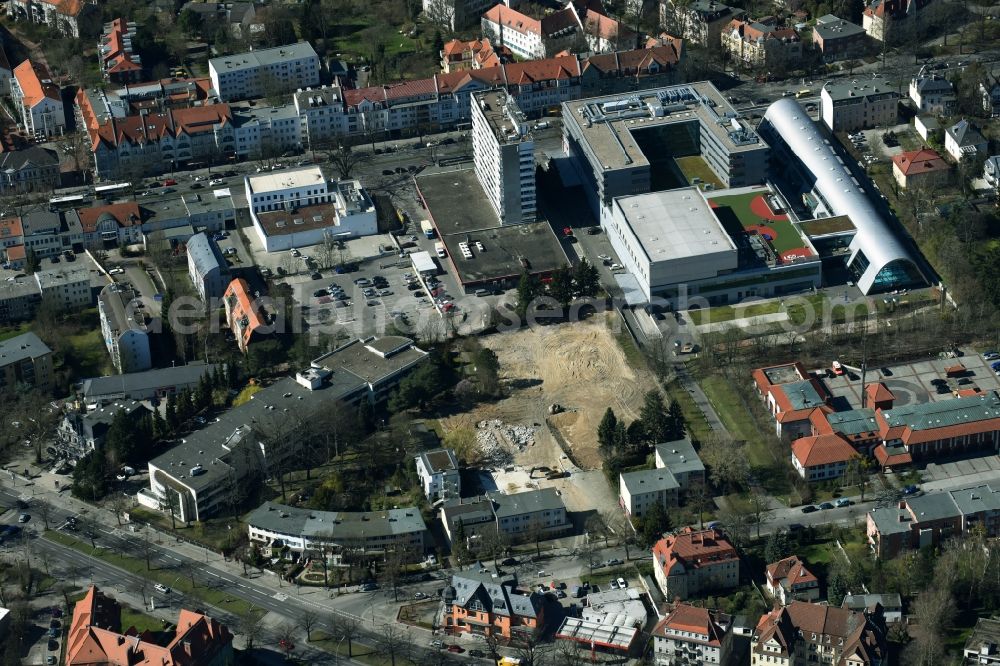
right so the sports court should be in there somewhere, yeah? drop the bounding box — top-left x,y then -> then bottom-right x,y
707,191 -> 813,262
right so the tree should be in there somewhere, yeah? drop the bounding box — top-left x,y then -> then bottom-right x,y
716,506 -> 752,550
177,7 -> 204,36
327,613 -> 361,658
597,407 -> 619,459
324,141 -> 369,180
25,248 -> 40,274
573,258 -> 600,298
375,623 -> 409,666
548,265 -> 574,309
843,456 -> 871,502
638,501 -> 671,546
764,530 -> 791,564
299,610 -> 320,643
747,489 -> 773,539
699,432 -> 750,492
423,0 -> 455,34
236,611 -> 265,651
685,477 -> 712,529
515,271 -> 539,319
639,390 -> 671,444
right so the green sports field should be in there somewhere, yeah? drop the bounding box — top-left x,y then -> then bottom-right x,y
707,191 -> 804,254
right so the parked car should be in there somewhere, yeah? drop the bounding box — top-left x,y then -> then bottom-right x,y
800,505 -> 818,514
819,502 -> 835,510
431,640 -> 444,649
617,577 -> 627,589
447,645 -> 465,653
18,513 -> 29,523
902,484 -> 920,495
154,584 -> 170,593
985,351 -> 1000,361
835,498 -> 852,508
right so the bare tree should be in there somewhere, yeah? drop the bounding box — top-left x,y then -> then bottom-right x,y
328,613 -> 361,658
510,627 -> 549,666
375,623 -> 409,666
35,503 -> 52,531
324,141 -> 369,180
685,477 -> 712,529
108,493 -> 131,527
299,609 -> 320,643
276,623 -> 297,656
747,489 -> 773,539
236,610 -> 265,651
699,432 -> 751,492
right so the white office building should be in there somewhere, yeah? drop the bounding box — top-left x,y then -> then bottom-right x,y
209,42 -> 320,102
34,266 -> 91,310
246,166 -> 377,252
98,284 -> 151,373
471,90 -> 536,225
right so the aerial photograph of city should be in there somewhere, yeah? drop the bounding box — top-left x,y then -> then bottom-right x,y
1,0 -> 1000,663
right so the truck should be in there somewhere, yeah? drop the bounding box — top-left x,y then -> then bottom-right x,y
435,241 -> 447,258
420,219 -> 435,239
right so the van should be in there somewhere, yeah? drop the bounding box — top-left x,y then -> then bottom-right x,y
474,289 -> 489,297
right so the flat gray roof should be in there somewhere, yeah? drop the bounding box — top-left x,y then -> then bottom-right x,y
473,90 -> 530,145
187,232 -> 225,279
621,468 -> 679,495
82,362 -> 218,399
34,266 -> 90,289
654,437 -> 705,476
489,487 -> 566,518
613,187 -> 737,264
823,78 -> 898,102
246,501 -> 427,540
881,391 -> 1000,431
0,331 -> 51,366
419,448 -> 458,474
563,81 -> 762,172
210,42 -> 317,73
99,284 -> 146,334
814,15 -> 865,40
416,170 -> 568,285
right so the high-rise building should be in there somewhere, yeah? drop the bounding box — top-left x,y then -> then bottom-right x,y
471,90 -> 536,225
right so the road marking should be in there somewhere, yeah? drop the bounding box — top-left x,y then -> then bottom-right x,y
274,593 -> 288,601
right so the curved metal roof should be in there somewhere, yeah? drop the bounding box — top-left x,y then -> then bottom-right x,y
762,98 -> 918,293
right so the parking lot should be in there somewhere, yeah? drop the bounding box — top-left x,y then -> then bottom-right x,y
823,348 -> 1000,411
923,454 -> 1000,483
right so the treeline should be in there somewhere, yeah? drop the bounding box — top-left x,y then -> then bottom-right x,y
597,390 -> 685,470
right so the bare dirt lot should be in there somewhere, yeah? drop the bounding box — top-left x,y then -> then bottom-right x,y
443,315 -> 659,472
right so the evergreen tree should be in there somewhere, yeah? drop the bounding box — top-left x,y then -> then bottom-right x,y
597,408 -> 619,458
639,390 -> 670,444
764,530 -> 791,564
613,421 -> 628,452
667,400 -> 686,440
211,364 -> 223,390
165,392 -> 179,433
548,265 -> 574,309
573,258 -> 600,298
152,408 -> 168,441
639,502 -> 671,546
195,374 -> 212,410
514,271 -> 538,319
625,420 -> 646,451
433,30 -> 445,55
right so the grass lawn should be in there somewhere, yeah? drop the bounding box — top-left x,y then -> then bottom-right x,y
675,156 -> 724,190
699,375 -> 775,469
799,540 -> 838,566
65,327 -> 110,377
0,323 -> 30,342
615,328 -> 646,370
708,192 -> 804,254
665,377 -> 713,444
44,531 -> 260,619
329,17 -> 421,60
120,605 -> 167,634
128,507 -> 242,552
686,300 -> 784,326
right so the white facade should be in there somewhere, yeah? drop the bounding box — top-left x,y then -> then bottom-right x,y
245,165 -> 332,213
34,267 -> 90,310
653,606 -> 733,666
11,63 -> 65,138
472,90 -> 536,225
98,285 -> 151,373
209,42 -> 320,102
415,448 -> 461,502
619,469 -> 679,518
481,11 -> 546,60
909,74 -> 956,114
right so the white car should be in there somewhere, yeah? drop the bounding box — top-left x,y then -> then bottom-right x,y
109,267 -> 125,275
617,577 -> 627,588
193,175 -> 205,181
598,254 -> 612,262
290,248 -> 301,258
209,178 -> 224,186
609,580 -> 620,590
154,584 -> 170,594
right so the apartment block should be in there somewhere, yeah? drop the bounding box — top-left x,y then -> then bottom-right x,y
0,331 -> 52,394
821,78 -> 899,132
209,42 -> 320,102
98,283 -> 151,373
471,90 -> 536,225
652,527 -> 740,600
415,448 -> 461,502
11,60 -> 65,139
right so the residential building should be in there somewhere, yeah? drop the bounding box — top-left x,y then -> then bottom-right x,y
654,438 -> 706,486
820,78 -> 899,132
415,448 -> 461,502
34,266 -> 91,310
80,362 -> 218,405
422,0 -> 500,30
0,40 -> 12,97
620,468 -> 680,519
812,14 -> 868,62
186,232 -> 230,302
66,586 -> 234,666
471,90 -> 536,226
790,433 -> 858,481
138,338 -> 427,522
915,115 -> 940,141
0,276 -> 41,322
11,60 -> 65,139
247,501 -> 428,560
578,43 -> 684,96
751,601 -> 887,666
580,7 -> 636,53
98,283 -> 151,373
180,0 -> 258,40
223,278 -> 268,353
0,331 -> 52,394
985,155 -> 1000,190
246,167 -> 377,252
440,38 -> 508,73
752,362 -> 831,439
945,119 -> 987,162
75,201 -> 144,247
661,0 -> 743,48
652,603 -> 733,666
867,483 -> 1000,558
842,594 -> 903,624
481,5 -> 578,61
863,0 -> 935,41
232,103 -> 304,159
765,555 -> 820,604
652,527 -> 740,600
760,98 -> 928,294
909,72 -> 956,114
981,78 -> 1000,118
963,617 -> 1000,665
891,148 -> 950,189
0,146 -> 60,195
721,19 -> 802,69
209,42 -> 320,102
7,0 -> 101,38
57,400 -> 151,459
620,438 -> 705,518
441,488 -> 571,546
16,208 -> 83,259
443,568 -> 544,638
99,18 -> 142,83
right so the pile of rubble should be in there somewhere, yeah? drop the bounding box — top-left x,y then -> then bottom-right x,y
476,419 -> 537,467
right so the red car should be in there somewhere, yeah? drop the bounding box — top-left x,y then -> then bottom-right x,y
163,178 -> 177,186
562,227 -> 573,237
447,645 -> 465,653
278,639 -> 294,651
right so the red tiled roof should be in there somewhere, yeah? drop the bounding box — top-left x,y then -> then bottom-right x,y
654,604 -> 729,647
13,60 -> 60,108
653,527 -> 739,573
482,4 -> 542,36
892,148 -> 949,177
76,202 -> 143,234
873,443 -> 912,466
766,555 -> 818,590
791,433 -> 858,468
86,104 -> 231,151
224,278 -> 267,351
42,0 -> 86,17
865,382 -> 895,405
583,10 -> 631,42
0,216 -> 24,239
754,601 -> 886,665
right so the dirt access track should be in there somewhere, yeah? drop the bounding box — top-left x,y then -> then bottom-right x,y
443,315 -> 659,470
